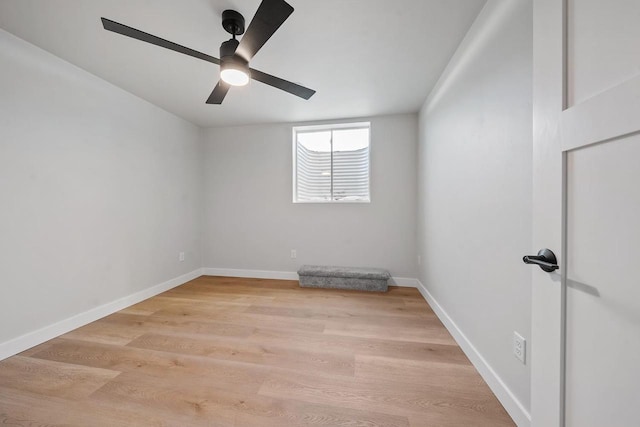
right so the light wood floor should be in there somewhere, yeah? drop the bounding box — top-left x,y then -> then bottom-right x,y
0,276 -> 515,426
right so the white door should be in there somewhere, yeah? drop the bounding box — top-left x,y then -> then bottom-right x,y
531,0 -> 640,426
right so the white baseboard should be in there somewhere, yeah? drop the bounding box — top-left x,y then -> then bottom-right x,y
203,267 -> 299,281
0,268 -> 203,361
414,279 -> 531,427
389,277 -> 418,287
203,267 -> 416,288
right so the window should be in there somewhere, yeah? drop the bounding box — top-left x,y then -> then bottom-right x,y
293,122 -> 370,203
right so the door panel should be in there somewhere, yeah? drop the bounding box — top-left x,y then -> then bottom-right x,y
567,0 -> 640,106
533,0 -> 640,425
565,134 -> 640,427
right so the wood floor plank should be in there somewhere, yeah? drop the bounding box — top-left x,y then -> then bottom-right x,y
60,313 -> 151,345
166,280 -> 287,296
0,276 -> 514,426
0,356 -> 119,400
248,328 -> 471,364
16,340 -> 53,357
91,370 -> 410,427
323,320 -> 457,345
232,406 -> 410,427
127,331 -> 355,377
243,304 -> 439,329
106,311 -> 257,338
63,310 -> 256,345
153,304 -> 326,333
89,374 -> 241,427
161,286 -> 277,305
259,370 -> 513,426
119,295 -> 216,315
0,386 -> 184,427
269,294 -> 435,317
385,286 -> 424,298
30,338 -> 268,394
354,355 -> 487,390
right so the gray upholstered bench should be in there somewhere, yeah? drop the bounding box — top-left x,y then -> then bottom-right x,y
297,265 -> 391,292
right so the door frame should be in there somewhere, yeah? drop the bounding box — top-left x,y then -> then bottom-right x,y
531,0 -> 566,425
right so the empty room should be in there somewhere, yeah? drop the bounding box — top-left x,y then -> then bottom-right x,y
1,0 -> 638,426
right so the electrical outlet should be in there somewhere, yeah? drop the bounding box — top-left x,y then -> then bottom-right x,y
290,249 -> 297,259
417,255 -> 421,265
513,331 -> 526,364
179,252 -> 185,262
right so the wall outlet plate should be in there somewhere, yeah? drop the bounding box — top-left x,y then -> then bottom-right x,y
513,331 -> 526,364
291,249 -> 297,259
179,252 -> 185,262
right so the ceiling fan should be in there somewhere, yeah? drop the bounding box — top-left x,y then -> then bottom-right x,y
101,0 -> 315,104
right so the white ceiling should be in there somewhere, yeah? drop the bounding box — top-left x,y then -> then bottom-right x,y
0,0 -> 486,127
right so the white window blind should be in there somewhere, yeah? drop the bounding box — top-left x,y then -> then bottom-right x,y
293,123 -> 370,203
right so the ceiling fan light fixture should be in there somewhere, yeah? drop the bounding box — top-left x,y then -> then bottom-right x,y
220,62 -> 250,86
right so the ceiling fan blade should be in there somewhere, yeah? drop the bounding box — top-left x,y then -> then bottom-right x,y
101,18 -> 220,65
250,68 -> 315,100
206,81 -> 230,104
236,0 -> 294,62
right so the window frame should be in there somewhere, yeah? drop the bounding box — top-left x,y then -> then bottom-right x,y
292,121 -> 371,204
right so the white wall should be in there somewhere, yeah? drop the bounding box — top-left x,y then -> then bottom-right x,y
417,0 -> 532,422
0,30 -> 203,351
202,114 -> 417,280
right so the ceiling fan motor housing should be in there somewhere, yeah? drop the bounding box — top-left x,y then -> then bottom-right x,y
220,38 -> 249,73
220,38 -> 239,60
